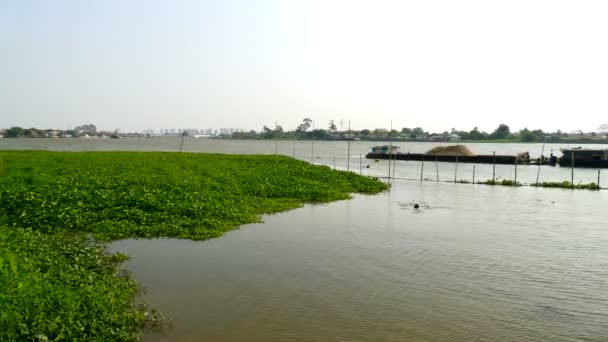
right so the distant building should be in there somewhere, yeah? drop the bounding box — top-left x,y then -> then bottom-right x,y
447,134 -> 461,141
45,131 -> 60,138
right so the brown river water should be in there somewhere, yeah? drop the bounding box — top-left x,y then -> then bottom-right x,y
3,138 -> 608,341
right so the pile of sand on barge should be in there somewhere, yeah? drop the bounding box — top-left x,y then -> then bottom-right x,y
425,145 -> 476,156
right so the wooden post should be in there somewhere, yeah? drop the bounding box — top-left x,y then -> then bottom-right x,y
454,156 -> 458,183
347,120 -> 351,172
492,151 -> 496,182
275,121 -> 278,156
388,150 -> 391,180
598,169 -> 601,188
514,158 -> 518,183
179,133 -> 185,152
311,120 -> 315,163
420,158 -> 425,181
359,153 -> 362,175
535,143 -> 545,185
435,158 -> 439,182
472,165 -> 476,184
571,151 -> 574,189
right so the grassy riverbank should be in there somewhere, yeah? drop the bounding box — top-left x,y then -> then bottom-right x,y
0,151 -> 389,340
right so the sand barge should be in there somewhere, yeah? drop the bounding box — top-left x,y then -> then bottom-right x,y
425,145 -> 476,157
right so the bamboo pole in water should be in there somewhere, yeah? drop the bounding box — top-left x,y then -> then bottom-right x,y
392,153 -> 397,179
347,120 -> 351,172
359,153 -> 362,175
388,121 -> 393,179
311,121 -> 315,163
598,169 -> 601,188
333,156 -> 336,169
420,158 -> 425,181
388,153 -> 391,180
179,132 -> 185,152
275,121 -> 278,156
535,143 -> 545,185
435,158 -> 439,182
454,155 -> 458,183
571,151 -> 575,189
472,165 -> 476,184
514,158 -> 518,183
492,151 -> 496,182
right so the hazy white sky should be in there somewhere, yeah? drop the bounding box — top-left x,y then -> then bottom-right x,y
2,0 -> 607,133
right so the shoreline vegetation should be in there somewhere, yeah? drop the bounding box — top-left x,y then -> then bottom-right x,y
409,177 -> 600,190
481,179 -> 600,189
0,151 -> 389,341
2,122 -> 608,144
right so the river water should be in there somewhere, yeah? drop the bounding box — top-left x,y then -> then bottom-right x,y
2,137 -> 606,186
3,138 -> 608,341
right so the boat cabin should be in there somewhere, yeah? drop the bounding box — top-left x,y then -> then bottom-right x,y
559,147 -> 608,167
561,148 -> 608,160
370,145 -> 400,154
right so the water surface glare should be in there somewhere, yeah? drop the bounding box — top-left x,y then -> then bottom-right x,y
112,181 -> 608,342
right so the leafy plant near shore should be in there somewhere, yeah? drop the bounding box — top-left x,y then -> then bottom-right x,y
483,179 -> 522,186
0,227 -> 144,341
0,151 -> 389,240
531,181 -> 600,190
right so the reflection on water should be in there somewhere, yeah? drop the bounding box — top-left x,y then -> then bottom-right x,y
113,181 -> 608,342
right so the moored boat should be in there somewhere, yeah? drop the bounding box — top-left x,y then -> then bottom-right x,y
559,147 -> 608,168
366,145 -> 523,165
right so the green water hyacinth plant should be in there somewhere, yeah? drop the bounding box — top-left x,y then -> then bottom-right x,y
482,179 -> 522,186
0,227 -> 145,341
0,151 -> 389,240
531,181 -> 600,190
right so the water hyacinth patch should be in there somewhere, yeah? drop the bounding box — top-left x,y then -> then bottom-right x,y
531,181 -> 600,190
0,151 -> 389,240
0,227 -> 145,341
483,179 -> 522,186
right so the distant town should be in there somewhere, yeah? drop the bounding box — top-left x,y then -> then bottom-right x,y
0,125 -> 246,139
1,121 -> 608,144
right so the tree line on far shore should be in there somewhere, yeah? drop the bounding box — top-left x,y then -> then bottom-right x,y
1,124 -> 104,138
230,120 -> 608,143
2,121 -> 607,143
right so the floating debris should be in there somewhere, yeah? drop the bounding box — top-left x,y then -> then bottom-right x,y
398,201 -> 431,210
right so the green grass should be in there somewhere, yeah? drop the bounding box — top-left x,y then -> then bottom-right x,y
0,151 -> 389,340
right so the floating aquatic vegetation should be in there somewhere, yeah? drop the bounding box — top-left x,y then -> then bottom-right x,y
483,179 -> 522,186
0,227 -> 145,341
0,151 -> 390,240
531,181 -> 600,190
